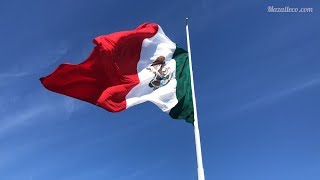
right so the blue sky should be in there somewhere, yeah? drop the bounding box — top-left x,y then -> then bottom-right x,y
0,0 -> 320,179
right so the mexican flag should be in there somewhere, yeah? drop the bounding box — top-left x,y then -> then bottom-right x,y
40,23 -> 194,123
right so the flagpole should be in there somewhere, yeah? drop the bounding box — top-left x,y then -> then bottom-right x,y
185,18 -> 205,180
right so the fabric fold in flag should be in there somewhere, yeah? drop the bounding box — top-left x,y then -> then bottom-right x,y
40,22 -> 194,123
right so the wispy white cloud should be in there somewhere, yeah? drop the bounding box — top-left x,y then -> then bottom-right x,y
0,93 -> 79,139
1,41 -> 70,80
63,97 -> 86,114
0,94 -> 82,174
0,72 -> 30,87
0,72 -> 29,78
0,130 -> 56,171
35,41 -> 70,69
234,77 -> 320,113
0,105 -> 50,136
21,112 -> 158,179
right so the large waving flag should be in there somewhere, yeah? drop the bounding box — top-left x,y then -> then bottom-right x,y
40,23 -> 194,123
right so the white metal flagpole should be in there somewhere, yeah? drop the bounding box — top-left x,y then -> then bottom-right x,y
185,18 -> 205,180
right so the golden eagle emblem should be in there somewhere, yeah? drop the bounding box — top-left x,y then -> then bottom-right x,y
146,56 -> 173,90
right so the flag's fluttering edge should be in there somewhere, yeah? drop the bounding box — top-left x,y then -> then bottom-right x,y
40,23 -> 194,123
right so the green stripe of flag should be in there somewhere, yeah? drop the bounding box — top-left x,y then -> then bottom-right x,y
169,46 -> 194,123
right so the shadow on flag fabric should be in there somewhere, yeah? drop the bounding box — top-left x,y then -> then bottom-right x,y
40,23 -> 194,123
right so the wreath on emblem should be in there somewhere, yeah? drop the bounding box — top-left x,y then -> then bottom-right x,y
146,56 -> 173,90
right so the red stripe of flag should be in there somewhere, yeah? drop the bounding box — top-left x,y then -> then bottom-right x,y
40,23 -> 158,112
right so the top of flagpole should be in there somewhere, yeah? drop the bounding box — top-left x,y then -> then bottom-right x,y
186,17 -> 189,25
